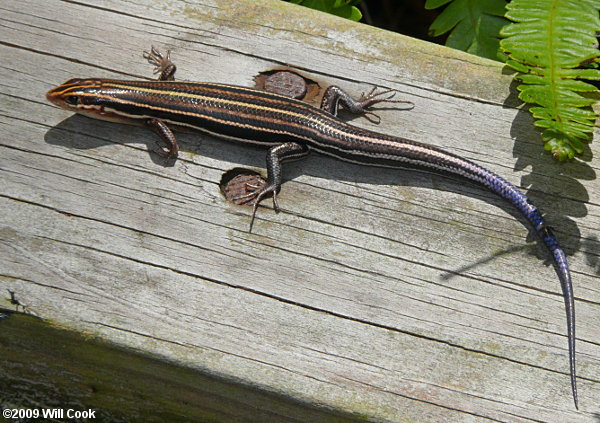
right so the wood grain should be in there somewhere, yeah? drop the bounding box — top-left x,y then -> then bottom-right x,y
1,0 -> 599,421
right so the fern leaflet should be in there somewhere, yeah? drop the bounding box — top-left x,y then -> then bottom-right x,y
500,0 -> 600,160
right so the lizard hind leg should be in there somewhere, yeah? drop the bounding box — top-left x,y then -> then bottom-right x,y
232,142 -> 310,232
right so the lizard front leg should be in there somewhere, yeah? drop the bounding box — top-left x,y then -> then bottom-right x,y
142,46 -> 178,158
235,141 -> 310,232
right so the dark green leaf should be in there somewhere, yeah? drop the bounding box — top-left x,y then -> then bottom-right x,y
330,4 -> 362,20
285,0 -> 363,21
427,0 -> 509,60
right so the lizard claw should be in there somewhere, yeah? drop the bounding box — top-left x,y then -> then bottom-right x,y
143,46 -> 170,73
143,46 -> 176,80
247,185 -> 279,233
227,176 -> 279,233
358,87 -> 414,111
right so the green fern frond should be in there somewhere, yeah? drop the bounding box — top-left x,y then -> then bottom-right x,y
500,0 -> 600,160
425,0 -> 509,60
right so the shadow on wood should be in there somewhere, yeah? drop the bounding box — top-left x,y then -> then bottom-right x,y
0,311 -> 373,423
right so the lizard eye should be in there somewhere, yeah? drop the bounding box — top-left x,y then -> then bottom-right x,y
64,95 -> 79,106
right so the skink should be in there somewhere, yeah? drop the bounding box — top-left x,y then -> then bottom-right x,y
46,47 -> 578,408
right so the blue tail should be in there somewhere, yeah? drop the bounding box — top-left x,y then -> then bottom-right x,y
478,167 -> 577,408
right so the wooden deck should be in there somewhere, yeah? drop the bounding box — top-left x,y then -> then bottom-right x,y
1,0 -> 599,421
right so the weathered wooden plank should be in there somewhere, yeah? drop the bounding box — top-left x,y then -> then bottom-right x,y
1,0 -> 599,421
